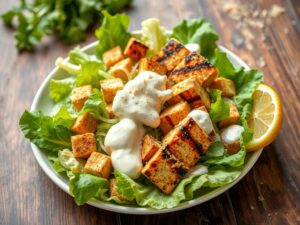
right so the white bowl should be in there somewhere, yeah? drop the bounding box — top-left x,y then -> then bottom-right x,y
30,31 -> 262,214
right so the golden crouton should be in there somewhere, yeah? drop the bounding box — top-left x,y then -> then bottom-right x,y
141,135 -> 161,163
71,85 -> 93,111
159,101 -> 191,134
169,51 -> 218,87
103,46 -> 124,68
109,58 -> 133,81
210,77 -> 236,97
141,148 -> 186,194
154,39 -> 190,73
167,77 -> 211,109
219,103 -> 240,127
71,112 -> 97,134
138,58 -> 167,75
105,104 -> 115,118
100,78 -> 124,104
84,152 -> 112,178
224,142 -> 241,155
71,133 -> 96,158
124,37 -> 148,61
110,178 -> 131,202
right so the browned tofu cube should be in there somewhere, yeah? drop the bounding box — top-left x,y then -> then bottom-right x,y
167,77 -> 210,109
138,58 -> 167,75
105,104 -> 115,118
210,77 -> 236,97
109,58 -> 133,81
224,141 -> 241,155
141,135 -> 161,163
219,103 -> 240,127
71,112 -> 97,134
160,101 -> 191,134
124,37 -> 148,61
83,152 -> 112,178
103,46 -> 124,68
71,133 -> 96,158
141,148 -> 186,194
110,178 -> 132,202
100,78 -> 124,104
169,51 -> 218,87
154,39 -> 190,73
71,85 -> 93,111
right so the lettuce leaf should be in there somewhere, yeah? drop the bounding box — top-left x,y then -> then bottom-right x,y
76,61 -> 106,87
53,105 -> 75,128
170,18 -> 218,59
141,18 -> 167,55
19,110 -> 72,152
96,11 -> 131,57
209,90 -> 230,123
69,173 -> 109,205
49,77 -> 75,103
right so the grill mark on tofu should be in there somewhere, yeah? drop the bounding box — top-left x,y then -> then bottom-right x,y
156,40 -> 184,63
164,116 -> 175,128
170,60 -> 213,76
180,126 -> 201,154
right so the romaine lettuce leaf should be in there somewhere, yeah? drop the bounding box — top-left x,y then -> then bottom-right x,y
96,11 -> 131,57
76,61 -> 106,87
53,105 -> 75,128
209,89 -> 230,123
141,18 -> 167,55
50,77 -> 75,103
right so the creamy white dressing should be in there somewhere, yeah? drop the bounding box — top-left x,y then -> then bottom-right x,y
104,71 -> 172,179
188,109 -> 213,134
221,125 -> 244,144
185,43 -> 200,52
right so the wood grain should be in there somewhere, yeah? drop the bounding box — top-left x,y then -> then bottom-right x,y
0,0 -> 299,224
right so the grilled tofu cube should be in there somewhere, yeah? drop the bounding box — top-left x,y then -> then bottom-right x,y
138,58 -> 167,75
160,101 -> 191,134
142,148 -> 186,194
169,52 -> 218,87
109,58 -> 133,81
103,46 -> 124,68
141,135 -> 161,163
154,39 -> 190,73
71,112 -> 97,134
210,77 -> 236,97
71,85 -> 93,111
105,104 -> 115,118
167,77 -> 210,109
124,37 -> 148,61
71,133 -> 96,158
224,141 -> 241,155
100,78 -> 124,104
84,152 -> 112,178
110,178 -> 131,202
219,103 -> 240,127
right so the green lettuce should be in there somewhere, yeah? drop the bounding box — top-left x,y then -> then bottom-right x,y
70,173 -> 109,205
170,18 -> 218,59
141,18 -> 167,55
96,11 -> 131,57
49,77 -> 75,103
53,105 -> 75,128
209,90 -> 230,123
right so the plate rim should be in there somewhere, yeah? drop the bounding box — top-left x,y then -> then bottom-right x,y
30,30 -> 262,215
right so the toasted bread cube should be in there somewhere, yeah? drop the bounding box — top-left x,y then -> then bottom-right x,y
110,178 -> 131,202
142,148 -> 186,194
109,58 -> 133,81
100,78 -> 124,104
210,77 -> 236,97
71,85 -> 93,111
138,58 -> 167,75
169,52 -> 218,87
103,46 -> 124,68
154,39 -> 190,73
71,133 -> 96,158
105,104 -> 115,118
124,37 -> 148,61
141,135 -> 161,163
162,117 -> 212,169
167,77 -> 210,109
219,103 -> 240,127
160,101 -> 191,134
84,152 -> 112,178
224,141 -> 241,155
71,112 -> 97,134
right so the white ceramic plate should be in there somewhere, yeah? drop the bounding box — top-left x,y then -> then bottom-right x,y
30,31 -> 262,214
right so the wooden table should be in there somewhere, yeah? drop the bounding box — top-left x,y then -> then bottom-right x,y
0,0 -> 299,224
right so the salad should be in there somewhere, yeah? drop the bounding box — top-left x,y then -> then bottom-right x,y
20,11 -> 270,209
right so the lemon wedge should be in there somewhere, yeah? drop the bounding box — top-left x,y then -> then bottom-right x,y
247,84 -> 283,151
